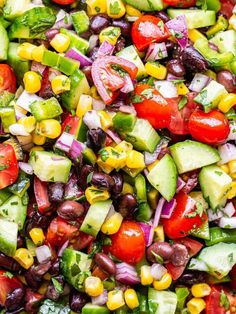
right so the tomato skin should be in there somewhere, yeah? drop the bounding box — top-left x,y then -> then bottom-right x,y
33,177 -> 51,214
133,84 -> 171,129
162,192 -> 208,239
219,0 -> 234,19
205,285 -> 236,314
0,64 -> 17,93
52,0 -> 75,4
0,144 -> 19,189
163,0 -> 196,7
106,221 -> 145,264
131,15 -> 170,51
61,114 -> 80,136
189,109 -> 230,145
0,271 -> 22,306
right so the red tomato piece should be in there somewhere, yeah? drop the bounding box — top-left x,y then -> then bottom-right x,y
188,109 -> 230,145
0,271 -> 22,306
33,176 -> 51,214
0,144 -> 19,189
38,67 -> 53,98
106,221 -> 145,264
52,0 -> 76,4
0,64 -> 16,93
131,15 -> 170,51
205,285 -> 236,314
61,114 -> 80,137
47,217 -> 79,247
132,84 -> 171,129
163,0 -> 196,8
162,192 -> 208,239
165,263 -> 185,281
219,0 -> 234,19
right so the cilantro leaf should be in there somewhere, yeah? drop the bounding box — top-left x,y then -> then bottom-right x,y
52,278 -> 63,294
219,290 -> 230,310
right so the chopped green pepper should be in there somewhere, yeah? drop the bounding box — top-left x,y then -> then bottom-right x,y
206,16 -> 228,38
205,227 -> 236,246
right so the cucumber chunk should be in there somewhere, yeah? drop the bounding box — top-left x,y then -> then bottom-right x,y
3,0 -> 30,20
170,140 -> 220,174
147,154 -> 177,201
8,43 -> 30,84
210,30 -> 236,56
30,97 -> 63,121
0,219 -> 18,257
123,0 -> 163,11
82,304 -> 110,314
0,22 -> 9,61
148,288 -> 177,314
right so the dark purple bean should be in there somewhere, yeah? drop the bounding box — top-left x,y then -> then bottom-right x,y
81,66 -> 93,86
5,288 -> 25,312
79,30 -> 92,40
147,242 -> 174,263
91,172 -> 115,190
181,46 -> 208,72
69,291 -> 89,312
45,29 -> 59,40
217,70 -> 236,93
64,172 -> 84,201
155,11 -> 170,23
88,47 -> 99,61
49,182 -> 64,202
90,14 -> 110,34
25,262 -> 51,290
0,253 -> 21,271
115,37 -> 126,53
112,18 -> 131,37
95,253 -> 116,275
26,212 -> 51,235
87,128 -> 106,152
46,276 -> 64,301
118,193 -> 137,218
111,173 -> 123,196
165,41 -> 176,54
178,271 -> 206,286
171,243 -> 189,267
78,164 -> 95,190
49,258 -> 60,276
167,59 -> 186,77
17,235 -> 25,249
57,200 -> 84,220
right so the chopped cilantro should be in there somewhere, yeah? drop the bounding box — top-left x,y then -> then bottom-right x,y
52,278 -> 63,294
219,290 -> 230,310
140,88 -> 154,100
132,94 -> 143,104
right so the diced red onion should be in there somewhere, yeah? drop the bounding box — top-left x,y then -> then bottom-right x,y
92,98 -> 106,110
218,217 -> 236,229
176,177 -> 186,193
147,198 -> 165,246
83,110 -> 102,129
36,245 -> 52,264
218,143 -> 236,165
127,16 -> 139,22
9,124 -> 29,136
161,198 -> 177,219
97,41 -> 115,58
69,139 -> 85,162
166,15 -> 188,50
139,222 -> 152,246
189,73 -> 210,92
48,68 -> 61,82
56,9 -> 67,22
45,28 -> 59,40
55,132 -> 74,153
227,121 -> 236,141
119,105 -> 137,115
154,81 -> 178,98
31,61 -> 46,75
207,208 -> 223,222
89,35 -> 99,51
16,90 -> 43,112
145,43 -> 168,62
120,75 -> 134,93
105,129 -> 122,144
64,172 -> 84,200
51,157 -> 65,161
53,13 -> 72,30
58,240 -> 69,257
18,162 -> 33,175
166,73 -> 184,81
145,138 -> 170,166
116,263 -> 140,285
150,263 -> 167,281
223,202 -> 235,218
92,290 -> 108,306
65,48 -> 92,67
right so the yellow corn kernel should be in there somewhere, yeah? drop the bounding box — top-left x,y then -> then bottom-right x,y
187,298 -> 206,314
107,0 -> 126,18
29,228 -> 45,246
188,29 -> 207,43
107,290 -> 125,311
99,26 -> 121,45
97,157 -> 114,174
76,94 -> 93,117
126,150 -> 145,169
228,160 -> 236,175
30,146 -> 44,152
85,186 -> 110,204
17,43 -> 36,60
204,69 -> 216,81
124,289 -> 139,310
38,119 -> 61,139
176,82 -> 189,95
90,85 -> 101,99
147,160 -> 159,172
100,146 -> 127,169
32,45 -> 47,63
23,71 -> 41,94
85,276 -> 104,297
122,182 -> 134,194
226,182 -> 236,199
87,0 -> 107,15
18,116 -> 36,133
126,4 -> 142,17
218,93 -> 236,113
0,0 -> 5,8
38,281 -> 49,295
153,272 -> 172,291
32,129 -> 47,145
101,212 -> 123,234
229,15 -> 236,31
220,164 -> 230,174
97,110 -> 113,130
50,33 -> 71,53
14,248 -> 34,269
147,188 -> 159,210
154,225 -> 165,242
51,75 -> 71,95
115,140 -> 133,152
191,283 -> 211,298
145,62 -> 167,80
141,265 -> 154,286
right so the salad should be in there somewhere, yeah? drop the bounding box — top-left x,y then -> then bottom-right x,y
0,0 -> 236,313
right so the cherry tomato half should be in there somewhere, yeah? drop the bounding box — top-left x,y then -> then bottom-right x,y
219,0 -> 234,19
0,271 -> 22,306
163,0 -> 196,8
188,109 -> 230,145
52,0 -> 76,4
0,64 -> 17,93
106,221 -> 145,264
205,285 -> 236,314
0,144 -> 19,189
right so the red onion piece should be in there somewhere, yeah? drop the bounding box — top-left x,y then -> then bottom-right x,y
89,35 -> 99,51
36,245 -> 52,264
222,202 -> 235,218
31,61 -> 46,75
45,29 -> 59,40
166,73 -> 184,81
150,263 -> 167,280
227,121 -> 236,141
189,73 -> 210,92
166,15 -> 188,50
105,129 -> 122,144
69,139 -> 85,163
161,198 -> 177,219
154,80 -> 178,98
218,217 -> 236,229
58,240 -> 69,257
120,75 -> 134,93
139,222 -> 152,246
218,143 -> 236,165
18,162 -> 33,175
207,208 -> 223,222
16,90 -> 43,112
92,290 -> 108,306
147,198 -> 165,246
176,177 -> 186,193
97,41 -> 115,58
92,98 -> 106,111
65,48 -> 92,67
119,105 -> 137,115
64,172 -> 84,201
55,132 -> 74,153
116,263 -> 140,285
145,42 -> 168,62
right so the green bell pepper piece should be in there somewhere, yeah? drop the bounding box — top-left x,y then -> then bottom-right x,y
175,287 -> 190,312
206,16 -> 228,38
205,227 -> 236,246
206,0 -> 221,11
135,201 -> 153,222
0,107 -> 16,132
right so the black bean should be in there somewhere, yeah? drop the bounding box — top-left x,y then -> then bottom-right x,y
167,59 -> 186,77
111,173 -> 123,196
118,193 -> 137,218
25,262 -> 51,290
48,182 -> 64,202
165,41 -> 175,54
0,253 -> 21,271
88,47 -> 99,61
178,271 -> 206,286
78,164 -> 95,190
57,200 -> 84,220
46,276 -> 64,301
79,30 -> 92,40
87,128 -> 106,152
181,46 -> 208,72
91,172 -> 115,190
171,243 -> 189,267
217,70 -> 236,93
5,288 -> 25,311
26,212 -> 51,235
155,11 -> 170,23
17,235 -> 25,249
81,66 -> 93,85
95,253 -> 116,275
90,14 -> 110,34
112,18 -> 131,37
147,242 -> 174,263
49,258 -> 60,276
69,291 -> 89,312
115,37 -> 126,53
